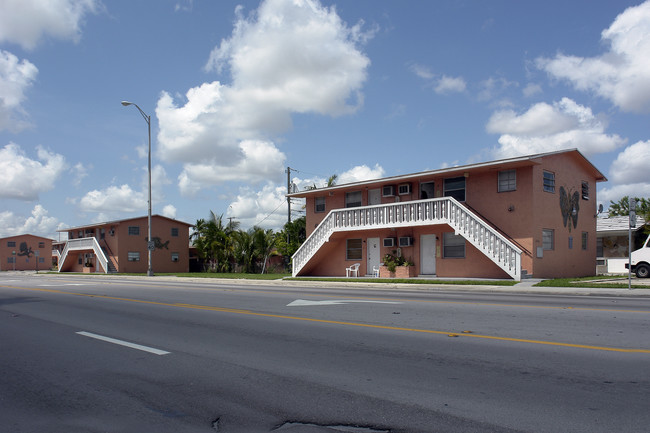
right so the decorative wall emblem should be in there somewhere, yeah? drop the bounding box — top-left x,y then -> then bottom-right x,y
146,237 -> 170,249
559,186 -> 580,232
16,242 -> 33,257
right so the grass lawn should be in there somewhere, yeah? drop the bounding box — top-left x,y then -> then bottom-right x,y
534,275 -> 648,289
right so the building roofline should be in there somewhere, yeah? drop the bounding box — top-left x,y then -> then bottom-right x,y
288,148 -> 607,198
0,234 -> 55,241
57,214 -> 192,232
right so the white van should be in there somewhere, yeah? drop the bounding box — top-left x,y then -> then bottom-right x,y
626,234 -> 650,278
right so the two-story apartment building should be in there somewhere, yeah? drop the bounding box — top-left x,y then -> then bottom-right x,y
288,149 -> 606,280
1,234 -> 53,271
55,215 -> 191,274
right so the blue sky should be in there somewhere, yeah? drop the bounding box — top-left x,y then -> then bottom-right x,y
1,0 -> 649,239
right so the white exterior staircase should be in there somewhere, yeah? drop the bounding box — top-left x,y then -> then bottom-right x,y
292,197 -> 522,280
58,237 -> 110,273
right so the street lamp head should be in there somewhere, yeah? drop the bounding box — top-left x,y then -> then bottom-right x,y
121,101 -> 133,107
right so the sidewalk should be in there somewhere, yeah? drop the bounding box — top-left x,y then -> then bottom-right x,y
13,271 -> 650,297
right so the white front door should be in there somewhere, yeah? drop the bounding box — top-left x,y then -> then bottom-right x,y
420,234 -> 436,275
368,188 -> 381,206
367,237 -> 380,275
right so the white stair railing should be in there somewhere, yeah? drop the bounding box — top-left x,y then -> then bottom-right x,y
292,197 -> 522,280
58,237 -> 109,273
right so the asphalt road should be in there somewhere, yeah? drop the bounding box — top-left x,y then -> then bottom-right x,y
1,273 -> 649,433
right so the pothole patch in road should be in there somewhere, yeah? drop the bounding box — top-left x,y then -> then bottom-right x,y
272,421 -> 391,432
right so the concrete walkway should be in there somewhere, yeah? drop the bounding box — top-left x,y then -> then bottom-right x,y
7,271 -> 650,297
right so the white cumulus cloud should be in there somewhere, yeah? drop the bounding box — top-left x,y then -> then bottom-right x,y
0,51 -> 38,131
486,97 -> 626,159
0,204 -> 62,238
434,75 -> 467,94
157,0 -> 371,196
608,140 -> 650,185
228,182 -> 289,230
79,184 -> 145,214
599,140 -> 650,204
177,140 -> 286,196
0,143 -> 67,200
0,0 -> 101,50
537,1 -> 650,112
338,164 -> 385,185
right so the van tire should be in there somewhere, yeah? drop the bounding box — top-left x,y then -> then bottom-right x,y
635,264 -> 650,278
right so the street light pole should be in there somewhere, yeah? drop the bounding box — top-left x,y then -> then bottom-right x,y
121,101 -> 154,276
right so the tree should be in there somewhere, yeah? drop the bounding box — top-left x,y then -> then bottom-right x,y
191,211 -> 236,272
275,216 -> 306,262
608,197 -> 650,235
253,227 -> 277,273
608,196 -> 650,217
232,229 -> 255,273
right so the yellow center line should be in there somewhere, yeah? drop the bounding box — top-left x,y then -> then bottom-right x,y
26,279 -> 650,314
2,284 -> 649,354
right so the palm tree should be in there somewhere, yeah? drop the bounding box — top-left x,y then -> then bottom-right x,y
192,211 -> 236,272
253,227 -> 277,273
233,229 -> 255,273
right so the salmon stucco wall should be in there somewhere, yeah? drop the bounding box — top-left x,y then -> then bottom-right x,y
1,235 -> 53,271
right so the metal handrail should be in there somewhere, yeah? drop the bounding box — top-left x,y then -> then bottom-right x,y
292,197 -> 522,280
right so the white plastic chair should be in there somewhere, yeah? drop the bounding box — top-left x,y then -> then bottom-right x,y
346,263 -> 360,277
372,266 -> 380,278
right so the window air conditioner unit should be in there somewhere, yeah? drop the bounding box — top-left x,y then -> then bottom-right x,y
382,185 -> 395,197
398,236 -> 413,247
383,237 -> 396,248
398,183 -> 411,195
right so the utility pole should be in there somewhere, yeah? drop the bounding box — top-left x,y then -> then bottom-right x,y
629,198 -> 637,289
286,167 -> 292,224
286,167 -> 292,246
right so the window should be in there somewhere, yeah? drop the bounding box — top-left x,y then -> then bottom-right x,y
382,185 -> 395,197
7,257 -> 15,264
346,239 -> 362,260
443,232 -> 465,258
315,197 -> 326,213
171,252 -> 179,262
568,236 -> 573,250
39,257 -> 45,263
581,181 -> 589,200
596,237 -> 603,257
582,232 -> 588,250
345,191 -> 362,208
498,170 -> 516,192
7,241 -> 15,247
39,242 -> 45,248
398,183 -> 411,195
444,177 -> 466,201
171,227 -> 179,237
543,171 -> 555,193
542,229 -> 554,250
128,226 -> 140,236
128,252 -> 140,261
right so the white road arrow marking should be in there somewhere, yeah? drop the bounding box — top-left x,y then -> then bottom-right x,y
287,299 -> 401,307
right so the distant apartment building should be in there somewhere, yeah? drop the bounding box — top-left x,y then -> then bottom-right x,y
55,215 -> 192,273
1,234 -> 53,271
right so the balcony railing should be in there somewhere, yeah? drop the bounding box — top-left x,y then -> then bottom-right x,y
292,197 -> 522,280
58,237 -> 109,273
